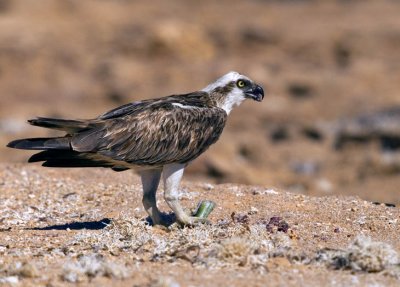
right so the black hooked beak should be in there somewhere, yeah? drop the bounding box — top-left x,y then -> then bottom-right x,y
245,84 -> 264,102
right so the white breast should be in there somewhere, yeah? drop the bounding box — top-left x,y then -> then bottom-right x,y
220,90 -> 246,114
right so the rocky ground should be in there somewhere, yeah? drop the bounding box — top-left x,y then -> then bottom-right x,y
1,0 -> 400,286
0,164 -> 399,286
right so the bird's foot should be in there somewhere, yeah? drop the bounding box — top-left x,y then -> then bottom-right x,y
170,214 -> 211,229
167,200 -> 216,228
181,215 -> 211,226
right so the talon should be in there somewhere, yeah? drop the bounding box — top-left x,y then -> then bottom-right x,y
177,216 -> 211,227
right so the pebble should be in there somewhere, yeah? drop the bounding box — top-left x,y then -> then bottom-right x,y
248,206 -> 258,215
202,183 -> 214,190
252,188 -> 279,195
0,276 -> 19,284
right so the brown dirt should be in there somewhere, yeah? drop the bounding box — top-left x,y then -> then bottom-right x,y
0,164 -> 399,286
1,0 -> 400,286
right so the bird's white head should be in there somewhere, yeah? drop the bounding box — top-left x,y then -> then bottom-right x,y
202,71 -> 264,114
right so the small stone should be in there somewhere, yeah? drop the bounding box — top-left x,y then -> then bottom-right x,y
0,276 -> 19,284
19,263 -> 39,278
265,216 -> 290,233
151,276 -> 180,287
248,206 -> 258,215
202,183 -> 214,190
231,212 -> 250,224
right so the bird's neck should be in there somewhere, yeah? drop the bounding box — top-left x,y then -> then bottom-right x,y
210,91 -> 245,115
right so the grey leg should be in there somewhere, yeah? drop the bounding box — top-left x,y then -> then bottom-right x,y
140,169 -> 164,225
162,163 -> 209,225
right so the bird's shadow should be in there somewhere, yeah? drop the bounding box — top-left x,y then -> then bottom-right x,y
27,213 -> 178,231
29,218 -> 111,231
144,212 -> 176,227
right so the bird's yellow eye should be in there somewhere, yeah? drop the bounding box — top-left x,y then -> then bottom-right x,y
237,80 -> 245,88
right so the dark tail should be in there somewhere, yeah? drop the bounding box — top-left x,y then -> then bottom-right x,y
6,117 -> 127,171
7,137 -> 71,150
7,140 -> 117,169
28,117 -> 91,133
6,116 -> 83,166
7,116 -> 92,150
28,150 -> 111,168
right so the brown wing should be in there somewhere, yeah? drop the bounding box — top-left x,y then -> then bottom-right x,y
70,99 -> 227,167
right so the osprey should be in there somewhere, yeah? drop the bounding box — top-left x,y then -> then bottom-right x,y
7,71 -> 264,226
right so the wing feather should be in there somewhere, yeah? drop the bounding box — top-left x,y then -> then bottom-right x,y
70,96 -> 226,167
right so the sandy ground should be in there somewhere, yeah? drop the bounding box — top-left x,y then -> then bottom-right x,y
0,164 -> 399,286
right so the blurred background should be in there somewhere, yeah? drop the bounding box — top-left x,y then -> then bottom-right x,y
1,0 -> 399,204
